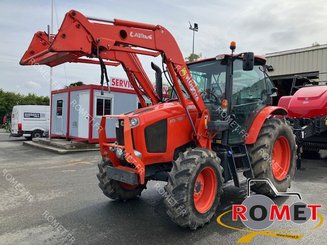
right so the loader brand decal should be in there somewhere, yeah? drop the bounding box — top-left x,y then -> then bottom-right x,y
216,178 -> 324,243
177,66 -> 199,101
129,31 -> 153,40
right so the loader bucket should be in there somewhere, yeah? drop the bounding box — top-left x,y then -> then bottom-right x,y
19,10 -> 119,67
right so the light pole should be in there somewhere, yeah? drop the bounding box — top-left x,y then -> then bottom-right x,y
189,22 -> 198,55
49,0 -> 54,140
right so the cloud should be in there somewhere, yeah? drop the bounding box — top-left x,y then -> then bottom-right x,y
26,81 -> 41,89
0,0 -> 326,96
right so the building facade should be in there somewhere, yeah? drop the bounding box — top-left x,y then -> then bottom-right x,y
266,44 -> 327,98
51,79 -> 138,143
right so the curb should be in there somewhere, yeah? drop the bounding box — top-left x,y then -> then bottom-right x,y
23,141 -> 99,154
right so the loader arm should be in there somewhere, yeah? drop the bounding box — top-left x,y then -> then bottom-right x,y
20,31 -> 159,106
20,9 -> 210,147
105,51 -> 161,106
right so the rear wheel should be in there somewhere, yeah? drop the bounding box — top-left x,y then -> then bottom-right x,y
248,117 -> 296,196
97,159 -> 147,201
164,148 -> 223,230
31,130 -> 43,139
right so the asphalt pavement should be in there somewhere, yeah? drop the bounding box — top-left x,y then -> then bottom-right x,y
0,131 -> 326,245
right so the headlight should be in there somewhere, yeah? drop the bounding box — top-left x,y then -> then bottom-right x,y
130,117 -> 139,128
115,148 -> 124,159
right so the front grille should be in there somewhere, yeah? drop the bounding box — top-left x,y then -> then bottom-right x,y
116,119 -> 124,145
116,119 -> 136,148
145,119 -> 167,153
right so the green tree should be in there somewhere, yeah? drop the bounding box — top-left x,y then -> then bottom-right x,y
312,42 -> 320,47
65,81 -> 84,88
0,89 -> 49,126
185,53 -> 202,62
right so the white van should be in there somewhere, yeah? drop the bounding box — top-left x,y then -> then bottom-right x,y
11,105 -> 50,139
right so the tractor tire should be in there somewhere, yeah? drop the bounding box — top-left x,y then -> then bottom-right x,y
97,159 -> 147,201
164,148 -> 223,230
248,117 -> 296,196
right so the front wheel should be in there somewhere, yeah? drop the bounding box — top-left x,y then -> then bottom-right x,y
248,117 -> 296,196
164,148 -> 223,230
97,159 -> 147,201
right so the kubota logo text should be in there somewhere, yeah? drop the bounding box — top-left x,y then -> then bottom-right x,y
177,66 -> 199,101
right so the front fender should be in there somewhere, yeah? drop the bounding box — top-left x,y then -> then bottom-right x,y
245,106 -> 287,145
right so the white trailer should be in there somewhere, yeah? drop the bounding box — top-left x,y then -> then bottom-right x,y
11,105 -> 50,139
50,83 -> 139,143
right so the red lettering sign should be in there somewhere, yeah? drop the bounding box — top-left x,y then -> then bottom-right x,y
110,77 -> 134,90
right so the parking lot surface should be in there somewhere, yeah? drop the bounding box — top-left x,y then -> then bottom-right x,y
0,132 -> 326,245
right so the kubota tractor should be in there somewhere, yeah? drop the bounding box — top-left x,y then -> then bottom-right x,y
20,10 -> 296,229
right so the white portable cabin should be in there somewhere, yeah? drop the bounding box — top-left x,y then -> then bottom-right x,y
51,82 -> 138,143
11,105 -> 50,139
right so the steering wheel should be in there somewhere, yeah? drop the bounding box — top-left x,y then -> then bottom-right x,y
201,89 -> 220,104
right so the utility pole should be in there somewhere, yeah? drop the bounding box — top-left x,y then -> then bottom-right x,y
49,0 -> 54,140
189,22 -> 199,55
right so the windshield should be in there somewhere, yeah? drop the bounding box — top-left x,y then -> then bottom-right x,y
188,59 -> 269,105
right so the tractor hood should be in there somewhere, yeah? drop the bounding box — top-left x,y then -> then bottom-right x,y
278,86 -> 327,118
126,100 -> 198,121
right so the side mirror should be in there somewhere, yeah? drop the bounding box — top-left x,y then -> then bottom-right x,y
243,52 -> 254,71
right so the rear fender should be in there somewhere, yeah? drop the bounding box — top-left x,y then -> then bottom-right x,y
245,106 -> 287,145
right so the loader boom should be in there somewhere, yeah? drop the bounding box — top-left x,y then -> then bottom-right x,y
20,9 -> 210,147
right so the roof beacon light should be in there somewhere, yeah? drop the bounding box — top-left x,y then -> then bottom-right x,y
230,41 -> 236,52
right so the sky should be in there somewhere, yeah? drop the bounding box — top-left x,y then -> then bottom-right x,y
0,0 -> 326,96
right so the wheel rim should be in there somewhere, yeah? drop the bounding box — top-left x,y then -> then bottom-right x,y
193,167 -> 217,214
272,136 -> 291,181
34,133 -> 41,138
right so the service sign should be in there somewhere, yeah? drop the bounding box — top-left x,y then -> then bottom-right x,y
110,77 -> 170,97
110,77 -> 134,90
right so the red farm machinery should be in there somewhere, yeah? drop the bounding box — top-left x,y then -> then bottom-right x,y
277,76 -> 327,167
20,10 -> 296,229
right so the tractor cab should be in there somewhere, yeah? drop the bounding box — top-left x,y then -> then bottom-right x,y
188,54 -> 275,144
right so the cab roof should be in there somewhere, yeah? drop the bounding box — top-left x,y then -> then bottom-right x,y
187,54 -> 266,66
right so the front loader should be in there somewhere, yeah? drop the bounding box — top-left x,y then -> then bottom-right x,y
20,10 -> 296,230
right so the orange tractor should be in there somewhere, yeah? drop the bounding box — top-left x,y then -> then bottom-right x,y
20,10 -> 296,229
